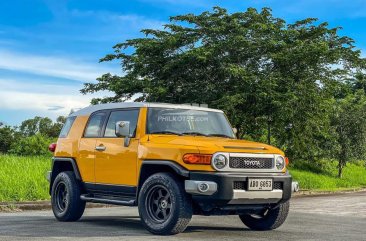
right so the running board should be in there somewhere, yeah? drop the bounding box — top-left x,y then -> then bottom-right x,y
80,194 -> 136,206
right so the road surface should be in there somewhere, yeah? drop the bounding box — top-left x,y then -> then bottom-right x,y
0,192 -> 365,241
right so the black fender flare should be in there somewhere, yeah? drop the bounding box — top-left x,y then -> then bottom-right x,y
49,157 -> 82,193
137,160 -> 190,197
140,160 -> 189,178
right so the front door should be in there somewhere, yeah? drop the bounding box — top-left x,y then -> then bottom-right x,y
94,109 -> 140,187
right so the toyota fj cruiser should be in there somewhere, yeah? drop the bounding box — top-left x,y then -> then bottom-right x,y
47,102 -> 294,235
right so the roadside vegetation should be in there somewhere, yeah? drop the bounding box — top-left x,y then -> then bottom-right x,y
0,155 -> 50,202
291,161 -> 366,191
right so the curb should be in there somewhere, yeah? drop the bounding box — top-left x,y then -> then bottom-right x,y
0,201 -> 110,212
293,188 -> 366,198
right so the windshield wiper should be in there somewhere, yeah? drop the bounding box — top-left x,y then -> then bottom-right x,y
181,132 -> 208,136
150,131 -> 183,136
207,133 -> 234,139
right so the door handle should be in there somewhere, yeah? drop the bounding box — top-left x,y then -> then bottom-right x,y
95,145 -> 106,151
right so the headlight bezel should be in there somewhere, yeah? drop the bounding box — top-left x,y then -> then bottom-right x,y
275,155 -> 285,170
212,154 -> 228,170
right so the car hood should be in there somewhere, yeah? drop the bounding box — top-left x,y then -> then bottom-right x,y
146,135 -> 284,155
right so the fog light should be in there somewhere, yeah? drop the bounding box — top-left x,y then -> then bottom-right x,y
198,182 -> 209,193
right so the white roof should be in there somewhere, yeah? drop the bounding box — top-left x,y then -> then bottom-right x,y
69,102 -> 223,116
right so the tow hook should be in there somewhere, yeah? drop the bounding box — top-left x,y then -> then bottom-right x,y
292,181 -> 299,192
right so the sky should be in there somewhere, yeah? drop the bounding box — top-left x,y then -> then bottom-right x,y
0,0 -> 365,126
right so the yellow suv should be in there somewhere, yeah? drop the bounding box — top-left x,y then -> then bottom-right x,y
47,102 -> 293,235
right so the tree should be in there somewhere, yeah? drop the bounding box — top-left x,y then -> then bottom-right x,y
328,72 -> 366,178
330,90 -> 366,178
81,7 -> 366,162
0,125 -> 16,154
19,116 -> 66,138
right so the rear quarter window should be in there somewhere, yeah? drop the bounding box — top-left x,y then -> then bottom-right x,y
59,116 -> 76,138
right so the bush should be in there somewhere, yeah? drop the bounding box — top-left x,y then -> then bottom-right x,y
290,159 -> 334,176
0,126 -> 16,154
9,134 -> 55,156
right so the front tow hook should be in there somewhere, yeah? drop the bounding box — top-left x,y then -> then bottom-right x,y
292,181 -> 300,192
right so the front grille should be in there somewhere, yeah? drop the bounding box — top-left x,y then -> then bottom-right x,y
229,157 -> 274,169
233,181 -> 283,190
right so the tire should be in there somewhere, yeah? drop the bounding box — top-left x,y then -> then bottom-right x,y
51,171 -> 86,222
239,201 -> 290,230
138,172 -> 193,235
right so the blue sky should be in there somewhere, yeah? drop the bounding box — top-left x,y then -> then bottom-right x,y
0,0 -> 365,126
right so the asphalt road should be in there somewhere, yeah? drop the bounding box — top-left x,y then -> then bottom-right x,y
0,192 -> 365,241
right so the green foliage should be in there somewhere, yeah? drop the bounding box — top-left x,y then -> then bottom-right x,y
328,74 -> 366,177
81,7 -> 366,166
0,125 -> 16,154
19,116 -> 65,138
0,155 -> 50,202
9,134 -> 55,156
0,116 -> 65,154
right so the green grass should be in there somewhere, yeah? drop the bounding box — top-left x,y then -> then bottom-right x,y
290,161 -> 366,191
0,155 -> 51,202
0,154 -> 365,202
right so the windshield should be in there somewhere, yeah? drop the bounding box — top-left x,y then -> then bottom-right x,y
147,107 -> 235,138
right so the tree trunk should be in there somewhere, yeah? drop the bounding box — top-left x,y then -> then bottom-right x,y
338,145 -> 347,178
338,164 -> 343,178
267,120 -> 271,145
338,160 -> 345,178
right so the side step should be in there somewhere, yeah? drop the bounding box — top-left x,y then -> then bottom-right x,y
80,194 -> 136,206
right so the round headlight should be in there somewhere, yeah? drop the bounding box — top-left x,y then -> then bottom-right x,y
213,154 -> 227,169
276,156 -> 285,170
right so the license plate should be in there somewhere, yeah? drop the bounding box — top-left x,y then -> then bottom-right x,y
247,178 -> 273,191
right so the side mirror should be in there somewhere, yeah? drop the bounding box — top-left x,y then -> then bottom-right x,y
115,121 -> 131,147
232,128 -> 238,135
115,121 -> 130,137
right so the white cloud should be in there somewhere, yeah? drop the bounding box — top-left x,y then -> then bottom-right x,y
0,49 -> 117,82
0,78 -> 112,120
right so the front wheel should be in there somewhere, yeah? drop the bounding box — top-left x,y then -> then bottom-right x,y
138,173 -> 193,235
239,201 -> 290,230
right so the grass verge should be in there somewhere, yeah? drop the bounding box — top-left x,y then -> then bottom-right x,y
0,155 -> 50,202
290,161 -> 366,191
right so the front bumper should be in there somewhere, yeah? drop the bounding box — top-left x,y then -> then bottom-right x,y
185,171 -> 292,210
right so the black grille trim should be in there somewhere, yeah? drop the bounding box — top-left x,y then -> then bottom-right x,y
229,157 -> 274,169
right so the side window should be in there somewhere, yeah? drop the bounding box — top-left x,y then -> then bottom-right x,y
84,112 -> 107,138
59,116 -> 76,138
104,109 -> 139,137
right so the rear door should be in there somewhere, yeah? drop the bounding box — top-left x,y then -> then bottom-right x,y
77,111 -> 107,183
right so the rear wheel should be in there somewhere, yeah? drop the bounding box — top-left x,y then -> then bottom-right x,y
51,171 -> 86,221
239,201 -> 290,230
138,173 -> 192,235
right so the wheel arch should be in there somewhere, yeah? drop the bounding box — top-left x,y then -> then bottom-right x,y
49,157 -> 82,194
137,160 -> 189,198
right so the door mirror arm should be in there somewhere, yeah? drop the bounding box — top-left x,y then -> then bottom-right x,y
124,137 -> 131,147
